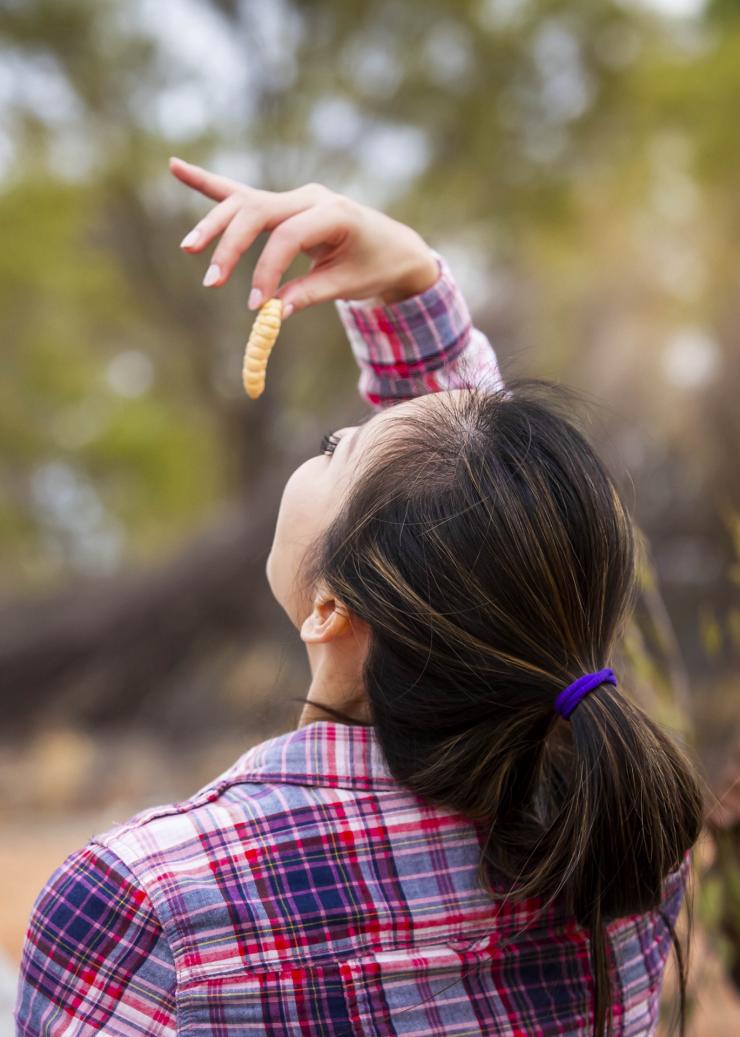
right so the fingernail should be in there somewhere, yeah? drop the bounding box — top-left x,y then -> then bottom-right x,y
203,264 -> 220,287
248,287 -> 263,310
282,302 -> 294,319
180,229 -> 200,249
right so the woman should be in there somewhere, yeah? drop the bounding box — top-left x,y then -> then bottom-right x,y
15,157 -> 704,1036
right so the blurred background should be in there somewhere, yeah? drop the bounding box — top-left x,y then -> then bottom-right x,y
0,0 -> 738,1032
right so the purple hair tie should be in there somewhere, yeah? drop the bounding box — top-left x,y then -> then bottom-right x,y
553,668 -> 617,720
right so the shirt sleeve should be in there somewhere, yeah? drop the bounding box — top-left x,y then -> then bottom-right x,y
334,248 -> 504,410
14,840 -> 177,1036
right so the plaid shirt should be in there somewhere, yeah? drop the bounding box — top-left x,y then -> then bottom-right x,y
15,252 -> 691,1035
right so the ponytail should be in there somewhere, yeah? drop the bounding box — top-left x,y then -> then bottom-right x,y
475,679 -> 702,1037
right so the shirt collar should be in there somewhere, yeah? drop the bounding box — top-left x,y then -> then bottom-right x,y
227,720 -> 399,792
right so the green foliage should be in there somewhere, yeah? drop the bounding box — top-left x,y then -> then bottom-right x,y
0,173 -> 224,583
1,0 -> 738,660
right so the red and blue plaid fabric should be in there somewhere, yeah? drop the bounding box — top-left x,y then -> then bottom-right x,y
334,249 -> 505,406
15,253 -> 691,1035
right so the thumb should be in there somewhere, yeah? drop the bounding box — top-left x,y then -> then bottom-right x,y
276,268 -> 347,316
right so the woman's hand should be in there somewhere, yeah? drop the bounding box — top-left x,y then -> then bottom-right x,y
169,156 -> 440,316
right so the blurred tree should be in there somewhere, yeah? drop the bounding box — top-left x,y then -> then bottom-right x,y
0,0 -> 737,737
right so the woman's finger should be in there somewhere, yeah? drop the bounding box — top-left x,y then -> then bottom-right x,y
179,195 -> 242,252
169,156 -> 250,202
250,202 -> 353,305
204,206 -> 282,286
202,191 -> 341,288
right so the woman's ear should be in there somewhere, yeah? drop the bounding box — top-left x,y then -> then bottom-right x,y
300,586 -> 351,645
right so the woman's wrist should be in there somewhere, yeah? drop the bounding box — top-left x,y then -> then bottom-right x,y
378,248 -> 441,305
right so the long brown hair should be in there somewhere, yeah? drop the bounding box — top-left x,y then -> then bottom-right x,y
296,380 -> 705,1037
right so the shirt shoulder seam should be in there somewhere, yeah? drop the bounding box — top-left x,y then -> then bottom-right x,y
88,837 -> 180,1007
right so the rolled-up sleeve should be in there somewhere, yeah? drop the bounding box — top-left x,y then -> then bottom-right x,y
335,248 -> 504,409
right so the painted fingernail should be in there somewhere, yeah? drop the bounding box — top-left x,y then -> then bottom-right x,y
248,287 -> 263,310
180,229 -> 200,249
203,264 -> 220,287
282,302 -> 294,319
